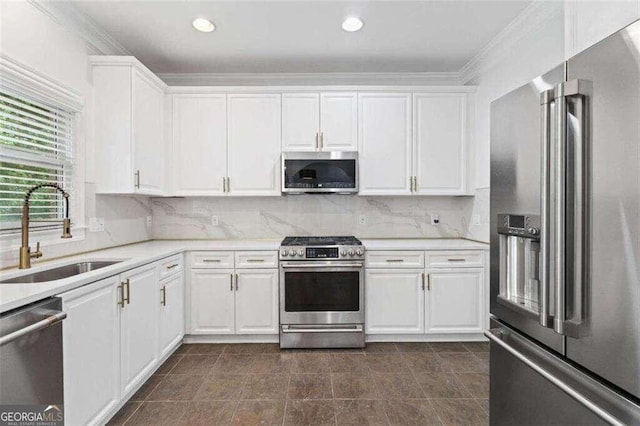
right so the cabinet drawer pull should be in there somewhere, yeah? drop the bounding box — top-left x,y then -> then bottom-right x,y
386,259 -> 404,263
202,259 -> 221,263
230,273 -> 233,291
246,259 -> 265,263
161,285 -> 167,306
447,258 -> 466,262
166,263 -> 179,269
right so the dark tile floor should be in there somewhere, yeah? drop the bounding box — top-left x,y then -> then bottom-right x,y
108,342 -> 489,425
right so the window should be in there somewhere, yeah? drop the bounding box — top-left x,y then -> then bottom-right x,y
0,90 -> 74,231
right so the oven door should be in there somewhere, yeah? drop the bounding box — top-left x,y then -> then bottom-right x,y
279,261 -> 364,325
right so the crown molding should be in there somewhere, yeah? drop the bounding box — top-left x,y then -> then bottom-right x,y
27,0 -> 130,55
458,0 -> 564,84
158,71 -> 463,87
0,53 -> 84,112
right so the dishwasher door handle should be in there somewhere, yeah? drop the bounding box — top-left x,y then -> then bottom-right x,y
0,310 -> 67,347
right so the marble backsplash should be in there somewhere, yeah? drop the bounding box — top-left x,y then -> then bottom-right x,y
152,195 -> 479,240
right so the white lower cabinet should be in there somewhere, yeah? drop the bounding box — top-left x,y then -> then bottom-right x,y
60,256 -> 185,425
159,273 -> 185,357
190,269 -> 235,334
425,268 -> 484,333
120,264 -> 160,397
188,251 -> 279,336
365,269 -> 424,334
235,269 -> 279,334
62,277 -> 120,426
365,250 -> 485,337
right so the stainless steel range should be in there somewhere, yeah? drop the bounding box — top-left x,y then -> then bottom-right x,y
279,236 -> 365,349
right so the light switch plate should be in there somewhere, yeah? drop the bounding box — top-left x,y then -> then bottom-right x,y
358,215 -> 367,225
472,214 -> 481,226
211,215 -> 219,226
89,217 -> 104,232
146,215 -> 152,228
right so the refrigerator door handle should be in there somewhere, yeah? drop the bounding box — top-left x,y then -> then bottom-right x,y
552,79 -> 592,338
485,327 -> 626,426
539,89 -> 554,328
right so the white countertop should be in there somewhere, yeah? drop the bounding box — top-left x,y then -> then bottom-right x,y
0,237 -> 486,313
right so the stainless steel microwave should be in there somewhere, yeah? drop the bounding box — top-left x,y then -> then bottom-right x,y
282,152 -> 358,194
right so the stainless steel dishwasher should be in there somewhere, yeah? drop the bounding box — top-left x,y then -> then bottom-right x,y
0,297 -> 66,407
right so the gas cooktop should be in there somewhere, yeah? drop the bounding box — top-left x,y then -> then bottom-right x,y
281,236 -> 362,246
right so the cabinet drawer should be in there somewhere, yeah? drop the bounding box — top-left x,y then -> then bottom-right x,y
190,251 -> 234,269
159,254 -> 183,279
425,251 -> 484,268
365,251 -> 424,268
235,251 -> 278,269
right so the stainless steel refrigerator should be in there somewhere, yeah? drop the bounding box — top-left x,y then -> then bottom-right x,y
489,19 -> 640,425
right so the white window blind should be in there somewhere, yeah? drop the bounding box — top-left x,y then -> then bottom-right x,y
0,90 -> 74,231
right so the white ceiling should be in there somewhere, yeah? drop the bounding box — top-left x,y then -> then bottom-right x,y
69,0 -> 532,74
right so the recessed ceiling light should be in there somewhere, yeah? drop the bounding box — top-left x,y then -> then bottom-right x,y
192,18 -> 215,33
342,17 -> 363,32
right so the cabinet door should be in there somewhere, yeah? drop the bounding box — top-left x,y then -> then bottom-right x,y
227,94 -> 281,195
234,269 -> 279,335
172,95 -> 227,195
159,274 -> 184,357
62,277 -> 120,426
425,268 -> 483,333
365,269 -> 424,334
413,93 -> 467,195
120,264 -> 159,397
190,269 -> 235,334
358,93 -> 412,195
282,93 -> 320,151
132,70 -> 164,195
320,92 -> 357,151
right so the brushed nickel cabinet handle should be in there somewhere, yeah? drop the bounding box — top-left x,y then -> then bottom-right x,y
166,263 -> 179,269
246,259 -> 265,263
427,273 -> 431,291
222,177 -> 226,193
135,170 -> 140,189
161,285 -> 167,306
447,258 -> 466,262
230,273 -> 233,291
421,272 -> 425,291
315,132 -> 319,149
386,259 -> 404,263
125,278 -> 131,305
203,259 -> 221,263
117,283 -> 125,307
226,177 -> 230,193
320,132 -> 324,149
235,273 -> 239,291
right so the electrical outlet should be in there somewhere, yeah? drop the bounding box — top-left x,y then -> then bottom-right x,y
211,215 -> 219,226
431,214 -> 440,226
146,215 -> 152,228
89,217 -> 104,232
472,214 -> 481,226
358,214 -> 367,225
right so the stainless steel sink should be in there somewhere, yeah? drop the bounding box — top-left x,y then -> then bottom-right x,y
0,261 -> 123,284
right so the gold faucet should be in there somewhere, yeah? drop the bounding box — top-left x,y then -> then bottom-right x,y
19,183 -> 72,269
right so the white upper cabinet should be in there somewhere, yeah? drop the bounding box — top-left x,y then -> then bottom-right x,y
358,93 -> 412,195
282,92 -> 357,152
565,1 -> 640,58
282,93 -> 320,151
413,93 -> 468,195
320,92 -> 358,151
91,57 -> 166,195
172,95 -> 227,196
227,94 -> 282,196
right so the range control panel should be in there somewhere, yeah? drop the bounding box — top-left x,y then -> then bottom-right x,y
497,214 -> 541,239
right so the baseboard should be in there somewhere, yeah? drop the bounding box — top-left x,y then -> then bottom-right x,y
182,333 -> 487,344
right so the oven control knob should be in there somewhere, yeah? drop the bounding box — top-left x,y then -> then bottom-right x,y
282,250 -> 289,257
348,249 -> 355,256
340,249 -> 347,256
356,249 -> 364,256
298,249 -> 304,257
528,227 -> 539,235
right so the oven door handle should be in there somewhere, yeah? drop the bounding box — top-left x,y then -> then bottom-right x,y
280,262 -> 363,268
281,325 -> 364,333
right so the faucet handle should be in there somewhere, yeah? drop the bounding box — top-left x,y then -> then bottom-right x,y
33,241 -> 42,259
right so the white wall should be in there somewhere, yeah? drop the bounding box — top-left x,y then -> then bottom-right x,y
0,2 -> 151,268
